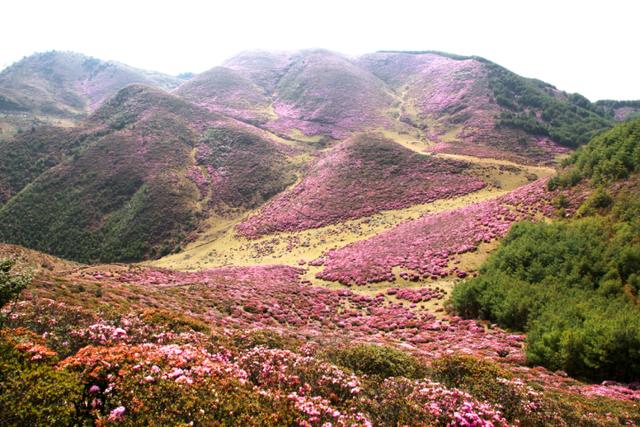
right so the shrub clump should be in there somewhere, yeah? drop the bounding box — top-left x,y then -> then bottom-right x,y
323,343 -> 427,379
0,329 -> 84,426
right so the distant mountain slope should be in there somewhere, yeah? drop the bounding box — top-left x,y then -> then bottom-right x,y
595,100 -> 640,122
266,50 -> 396,139
185,50 -> 399,140
182,49 -> 614,162
237,133 -> 485,237
0,125 -> 81,205
0,85 -> 296,262
175,66 -> 273,124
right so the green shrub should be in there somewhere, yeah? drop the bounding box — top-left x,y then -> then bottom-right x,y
141,308 -> 210,334
554,117 -> 640,186
0,331 -> 83,426
576,187 -> 613,217
432,355 -> 509,397
526,296 -> 640,382
0,259 -> 31,327
324,343 -> 427,379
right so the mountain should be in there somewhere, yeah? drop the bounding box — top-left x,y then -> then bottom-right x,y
2,49 -> 640,426
180,49 -> 614,163
0,49 -> 626,263
0,84 -> 296,262
179,49 -> 399,141
0,51 -> 183,137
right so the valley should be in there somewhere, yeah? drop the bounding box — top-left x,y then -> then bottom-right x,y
0,48 -> 639,426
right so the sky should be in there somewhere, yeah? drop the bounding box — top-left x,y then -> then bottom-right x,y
1,0 -> 638,101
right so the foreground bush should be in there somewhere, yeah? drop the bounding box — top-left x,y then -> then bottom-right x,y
323,343 -> 427,379
0,330 -> 83,426
0,259 -> 31,326
359,377 -> 510,427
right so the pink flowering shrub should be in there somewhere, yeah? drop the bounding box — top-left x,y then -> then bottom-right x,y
238,346 -> 362,404
388,286 -> 445,303
360,377 -> 509,427
89,264 -> 529,363
3,255 -> 640,425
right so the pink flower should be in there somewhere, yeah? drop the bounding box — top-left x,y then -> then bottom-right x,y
108,406 -> 126,421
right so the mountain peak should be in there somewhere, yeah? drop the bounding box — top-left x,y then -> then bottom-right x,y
0,50 -> 184,123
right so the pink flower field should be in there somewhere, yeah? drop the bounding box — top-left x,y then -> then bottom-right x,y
315,179 -> 562,285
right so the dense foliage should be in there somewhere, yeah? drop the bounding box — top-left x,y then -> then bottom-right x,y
550,117 -> 640,187
453,118 -> 640,381
595,100 -> 640,121
451,206 -> 640,380
487,63 -> 612,148
0,330 -> 84,426
324,343 -> 427,379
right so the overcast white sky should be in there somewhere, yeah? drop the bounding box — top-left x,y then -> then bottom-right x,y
1,0 -> 638,100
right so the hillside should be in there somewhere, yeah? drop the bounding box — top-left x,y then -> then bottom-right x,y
595,100 -> 640,121
183,49 -> 399,141
175,66 -> 274,124
0,49 -> 623,264
0,84 -> 296,262
359,51 -> 612,163
237,133 -> 485,237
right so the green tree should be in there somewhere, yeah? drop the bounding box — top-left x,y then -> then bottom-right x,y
0,259 -> 31,327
